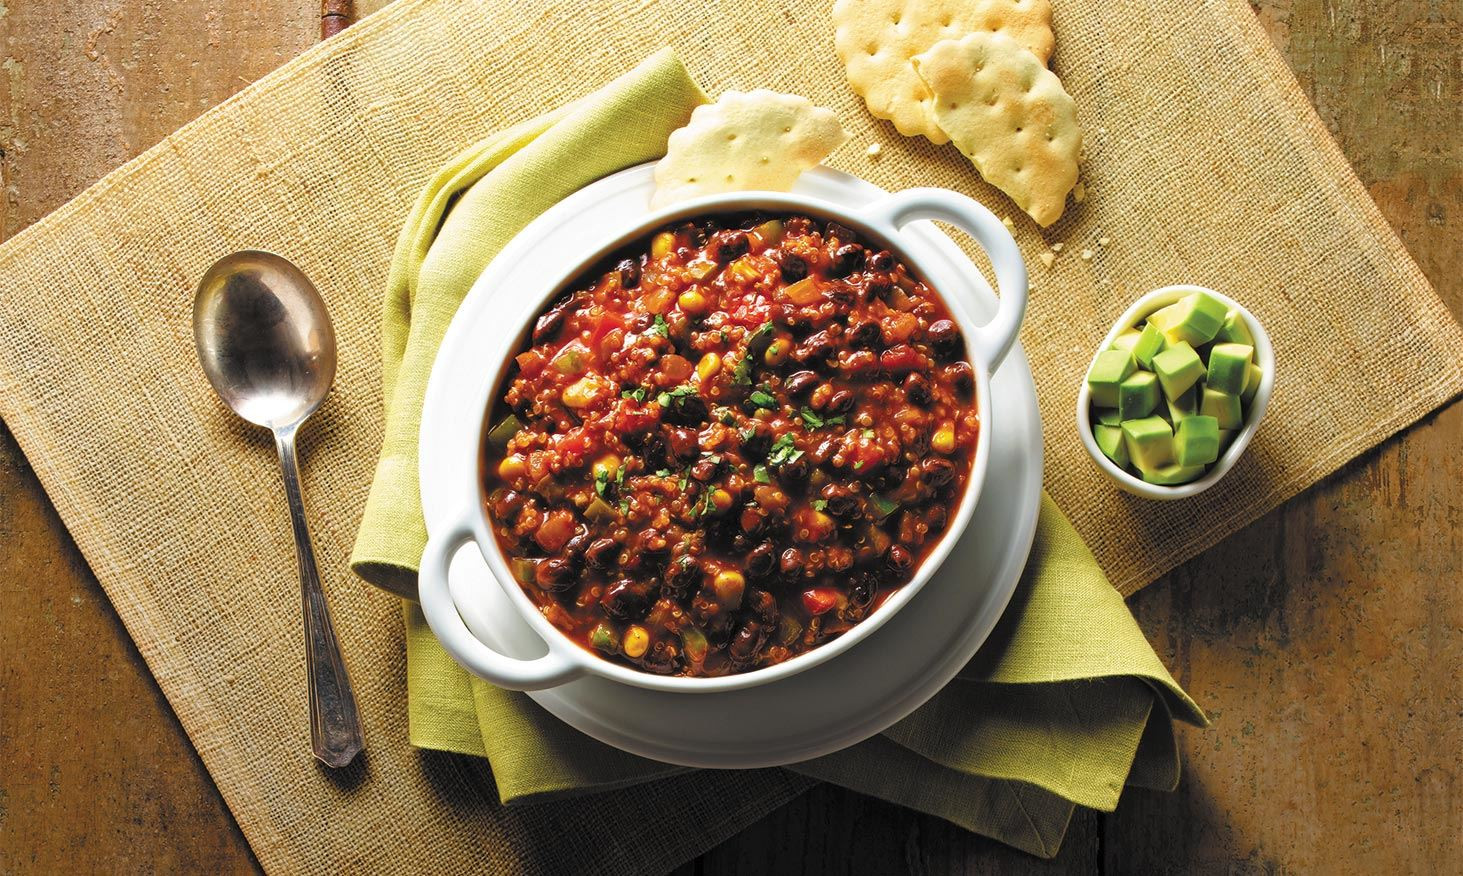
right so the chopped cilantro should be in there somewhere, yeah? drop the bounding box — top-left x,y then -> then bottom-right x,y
655,468 -> 671,478
621,387 -> 647,402
753,465 -> 771,484
651,314 -> 669,337
720,330 -> 731,344
863,428 -> 876,439
748,389 -> 778,410
702,453 -> 722,465
853,460 -> 864,470
732,354 -> 754,386
618,498 -> 630,514
594,468 -> 610,498
811,499 -> 828,512
800,408 -> 845,428
615,467 -> 625,488
768,433 -> 804,466
656,391 -> 671,407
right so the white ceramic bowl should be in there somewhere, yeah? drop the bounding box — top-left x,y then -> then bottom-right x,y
1076,284 -> 1275,499
418,187 -> 1028,693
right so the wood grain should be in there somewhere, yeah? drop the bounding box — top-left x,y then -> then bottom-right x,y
0,0 -> 1456,872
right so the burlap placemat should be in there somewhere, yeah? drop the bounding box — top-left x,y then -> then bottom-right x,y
0,0 -> 1459,872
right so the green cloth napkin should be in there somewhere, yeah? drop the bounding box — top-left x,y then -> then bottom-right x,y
351,48 -> 1206,859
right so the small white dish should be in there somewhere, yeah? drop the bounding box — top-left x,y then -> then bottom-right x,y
1076,284 -> 1275,500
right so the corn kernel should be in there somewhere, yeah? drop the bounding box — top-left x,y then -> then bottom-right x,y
650,231 -> 676,259
696,352 -> 722,383
591,454 -> 621,481
763,336 -> 790,366
710,488 -> 734,512
622,625 -> 650,658
497,455 -> 527,482
932,423 -> 957,454
678,289 -> 710,316
562,374 -> 608,409
713,570 -> 745,608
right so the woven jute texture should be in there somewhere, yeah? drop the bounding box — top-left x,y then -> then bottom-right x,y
0,0 -> 1460,873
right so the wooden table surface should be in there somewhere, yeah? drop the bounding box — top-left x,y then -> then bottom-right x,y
1,2 -> 1457,873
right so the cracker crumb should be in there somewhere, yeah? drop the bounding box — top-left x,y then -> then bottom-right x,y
1098,236 -> 1111,246
867,142 -> 882,158
1051,242 -> 1064,252
1080,248 -> 1094,261
1073,181 -> 1086,203
1002,216 -> 1016,231
1038,252 -> 1056,268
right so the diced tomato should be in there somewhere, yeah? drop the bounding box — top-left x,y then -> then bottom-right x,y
801,587 -> 842,616
879,344 -> 923,373
515,349 -> 548,379
533,509 -> 577,553
614,403 -> 662,435
660,354 -> 693,383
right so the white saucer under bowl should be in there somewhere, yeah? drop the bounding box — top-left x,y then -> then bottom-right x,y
418,163 -> 1044,768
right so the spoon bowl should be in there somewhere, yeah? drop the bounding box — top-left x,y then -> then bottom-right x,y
194,250 -> 337,430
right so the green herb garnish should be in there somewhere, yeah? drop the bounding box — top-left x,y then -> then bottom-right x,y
869,494 -> 900,519
749,389 -> 778,410
651,314 -> 669,338
621,387 -> 647,402
800,408 -> 846,429
768,433 -> 804,466
753,465 -> 771,484
594,468 -> 610,497
811,499 -> 828,512
863,428 -> 876,439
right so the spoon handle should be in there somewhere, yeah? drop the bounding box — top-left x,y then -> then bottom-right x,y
274,426 -> 365,768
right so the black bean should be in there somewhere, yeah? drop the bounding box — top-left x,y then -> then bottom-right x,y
820,483 -> 860,519
779,547 -> 805,578
665,554 -> 700,598
830,244 -> 866,278
585,537 -> 619,571
903,372 -> 932,406
850,319 -> 882,349
727,620 -> 765,663
665,391 -> 710,426
639,528 -> 670,557
826,388 -> 856,417
617,258 -> 642,288
920,457 -> 956,488
749,589 -> 780,626
531,298 -> 570,344
777,251 -> 809,283
944,361 -> 975,398
666,426 -> 700,462
602,578 -> 653,619
713,230 -> 750,263
740,420 -> 773,458
825,221 -> 857,244
563,529 -> 591,566
925,505 -> 949,532
784,370 -> 820,399
776,454 -> 810,483
864,276 -> 893,300
747,542 -> 777,578
793,331 -> 835,365
869,250 -> 895,271
887,544 -> 915,572
534,558 -> 575,592
927,319 -> 961,359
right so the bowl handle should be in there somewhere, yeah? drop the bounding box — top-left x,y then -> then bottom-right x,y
418,515 -> 585,690
859,188 -> 1029,372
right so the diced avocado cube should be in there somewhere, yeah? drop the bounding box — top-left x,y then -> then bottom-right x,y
1095,408 -> 1123,427
1217,309 -> 1256,347
1206,343 -> 1254,395
1110,329 -> 1142,353
1141,463 -> 1207,486
1200,387 -> 1243,429
1087,350 -> 1136,408
1132,322 -> 1166,370
1152,341 -> 1205,400
1094,424 -> 1130,468
1148,291 -> 1229,346
1166,385 -> 1198,422
1118,371 -> 1160,419
1121,416 -> 1174,472
1240,361 -> 1264,404
1175,415 -> 1221,467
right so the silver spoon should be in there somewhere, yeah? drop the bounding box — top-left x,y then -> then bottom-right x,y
193,250 -> 364,768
